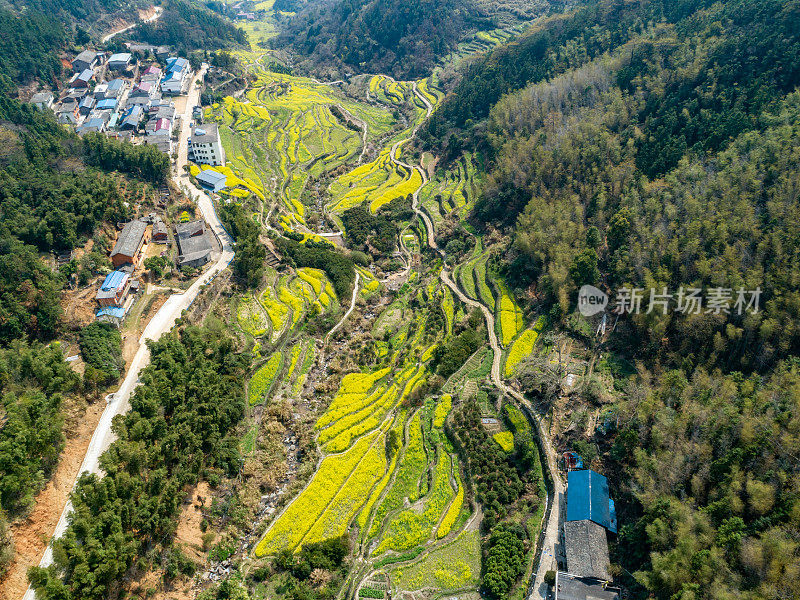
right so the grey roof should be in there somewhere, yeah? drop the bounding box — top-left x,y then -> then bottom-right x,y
190,124 -> 219,144
31,91 -> 53,104
111,220 -> 147,259
153,220 -> 168,236
73,50 -> 97,65
108,52 -> 132,64
175,220 -> 212,265
564,520 -> 611,581
144,138 -> 172,154
196,169 -> 227,188
554,572 -> 620,600
153,105 -> 176,120
77,69 -> 94,83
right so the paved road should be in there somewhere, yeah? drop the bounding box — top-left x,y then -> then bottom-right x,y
22,63 -> 234,600
101,5 -> 162,43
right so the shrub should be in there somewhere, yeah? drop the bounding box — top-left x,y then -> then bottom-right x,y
79,322 -> 123,387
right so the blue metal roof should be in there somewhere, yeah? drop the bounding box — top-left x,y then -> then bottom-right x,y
97,98 -> 117,110
108,52 -> 132,63
100,270 -> 128,291
96,306 -> 126,318
107,79 -> 124,91
567,470 -> 616,532
166,57 -> 188,72
196,169 -> 227,187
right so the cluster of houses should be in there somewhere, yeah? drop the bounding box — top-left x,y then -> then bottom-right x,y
31,47 -> 193,156
94,214 -> 215,326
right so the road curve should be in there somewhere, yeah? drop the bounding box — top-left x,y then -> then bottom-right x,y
22,64 -> 234,600
101,5 -> 162,44
386,78 -> 562,599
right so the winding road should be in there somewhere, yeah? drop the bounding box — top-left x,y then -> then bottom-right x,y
101,5 -> 163,44
326,272 -> 362,341
21,64 -> 234,600
381,80 -> 564,598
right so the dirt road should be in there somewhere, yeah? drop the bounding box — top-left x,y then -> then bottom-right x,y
21,64 -> 234,600
386,81 -> 564,599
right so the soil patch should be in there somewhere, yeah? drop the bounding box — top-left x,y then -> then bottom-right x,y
0,399 -> 106,600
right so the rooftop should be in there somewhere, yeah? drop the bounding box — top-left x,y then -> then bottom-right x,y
190,123 -> 219,144
175,220 -> 212,265
166,56 -> 189,72
567,470 -> 616,532
554,572 -> 620,600
108,52 -> 132,63
77,69 -> 94,82
564,520 -> 612,581
100,270 -> 129,291
73,49 -> 97,64
196,169 -> 227,188
96,306 -> 126,319
30,91 -> 53,103
111,220 -> 147,259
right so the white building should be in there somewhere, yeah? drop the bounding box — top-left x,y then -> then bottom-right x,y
188,124 -> 225,167
30,91 -> 54,111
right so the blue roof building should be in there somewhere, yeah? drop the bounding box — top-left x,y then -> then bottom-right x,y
96,305 -> 127,327
166,56 -> 189,73
566,469 -> 617,533
96,98 -> 118,111
96,270 -> 130,306
196,169 -> 227,192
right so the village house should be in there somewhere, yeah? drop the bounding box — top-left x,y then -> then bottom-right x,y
161,56 -> 190,95
195,169 -> 227,192
70,69 -> 95,88
174,220 -> 213,268
188,123 -> 225,166
107,52 -> 134,72
110,220 -> 149,268
72,49 -> 99,72
30,91 -> 54,110
95,270 -> 132,307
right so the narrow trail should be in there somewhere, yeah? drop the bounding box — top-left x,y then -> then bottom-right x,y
326,272 -> 361,341
372,78 -> 562,599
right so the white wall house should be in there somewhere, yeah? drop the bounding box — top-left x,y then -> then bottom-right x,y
188,124 -> 225,167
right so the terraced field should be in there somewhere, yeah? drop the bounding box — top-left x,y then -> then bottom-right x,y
204,29 -> 546,600
204,55 -> 397,227
419,152 -> 482,228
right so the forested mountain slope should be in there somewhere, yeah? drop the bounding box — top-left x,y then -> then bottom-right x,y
274,0 -> 566,79
421,0 -> 800,597
0,66 -> 169,581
